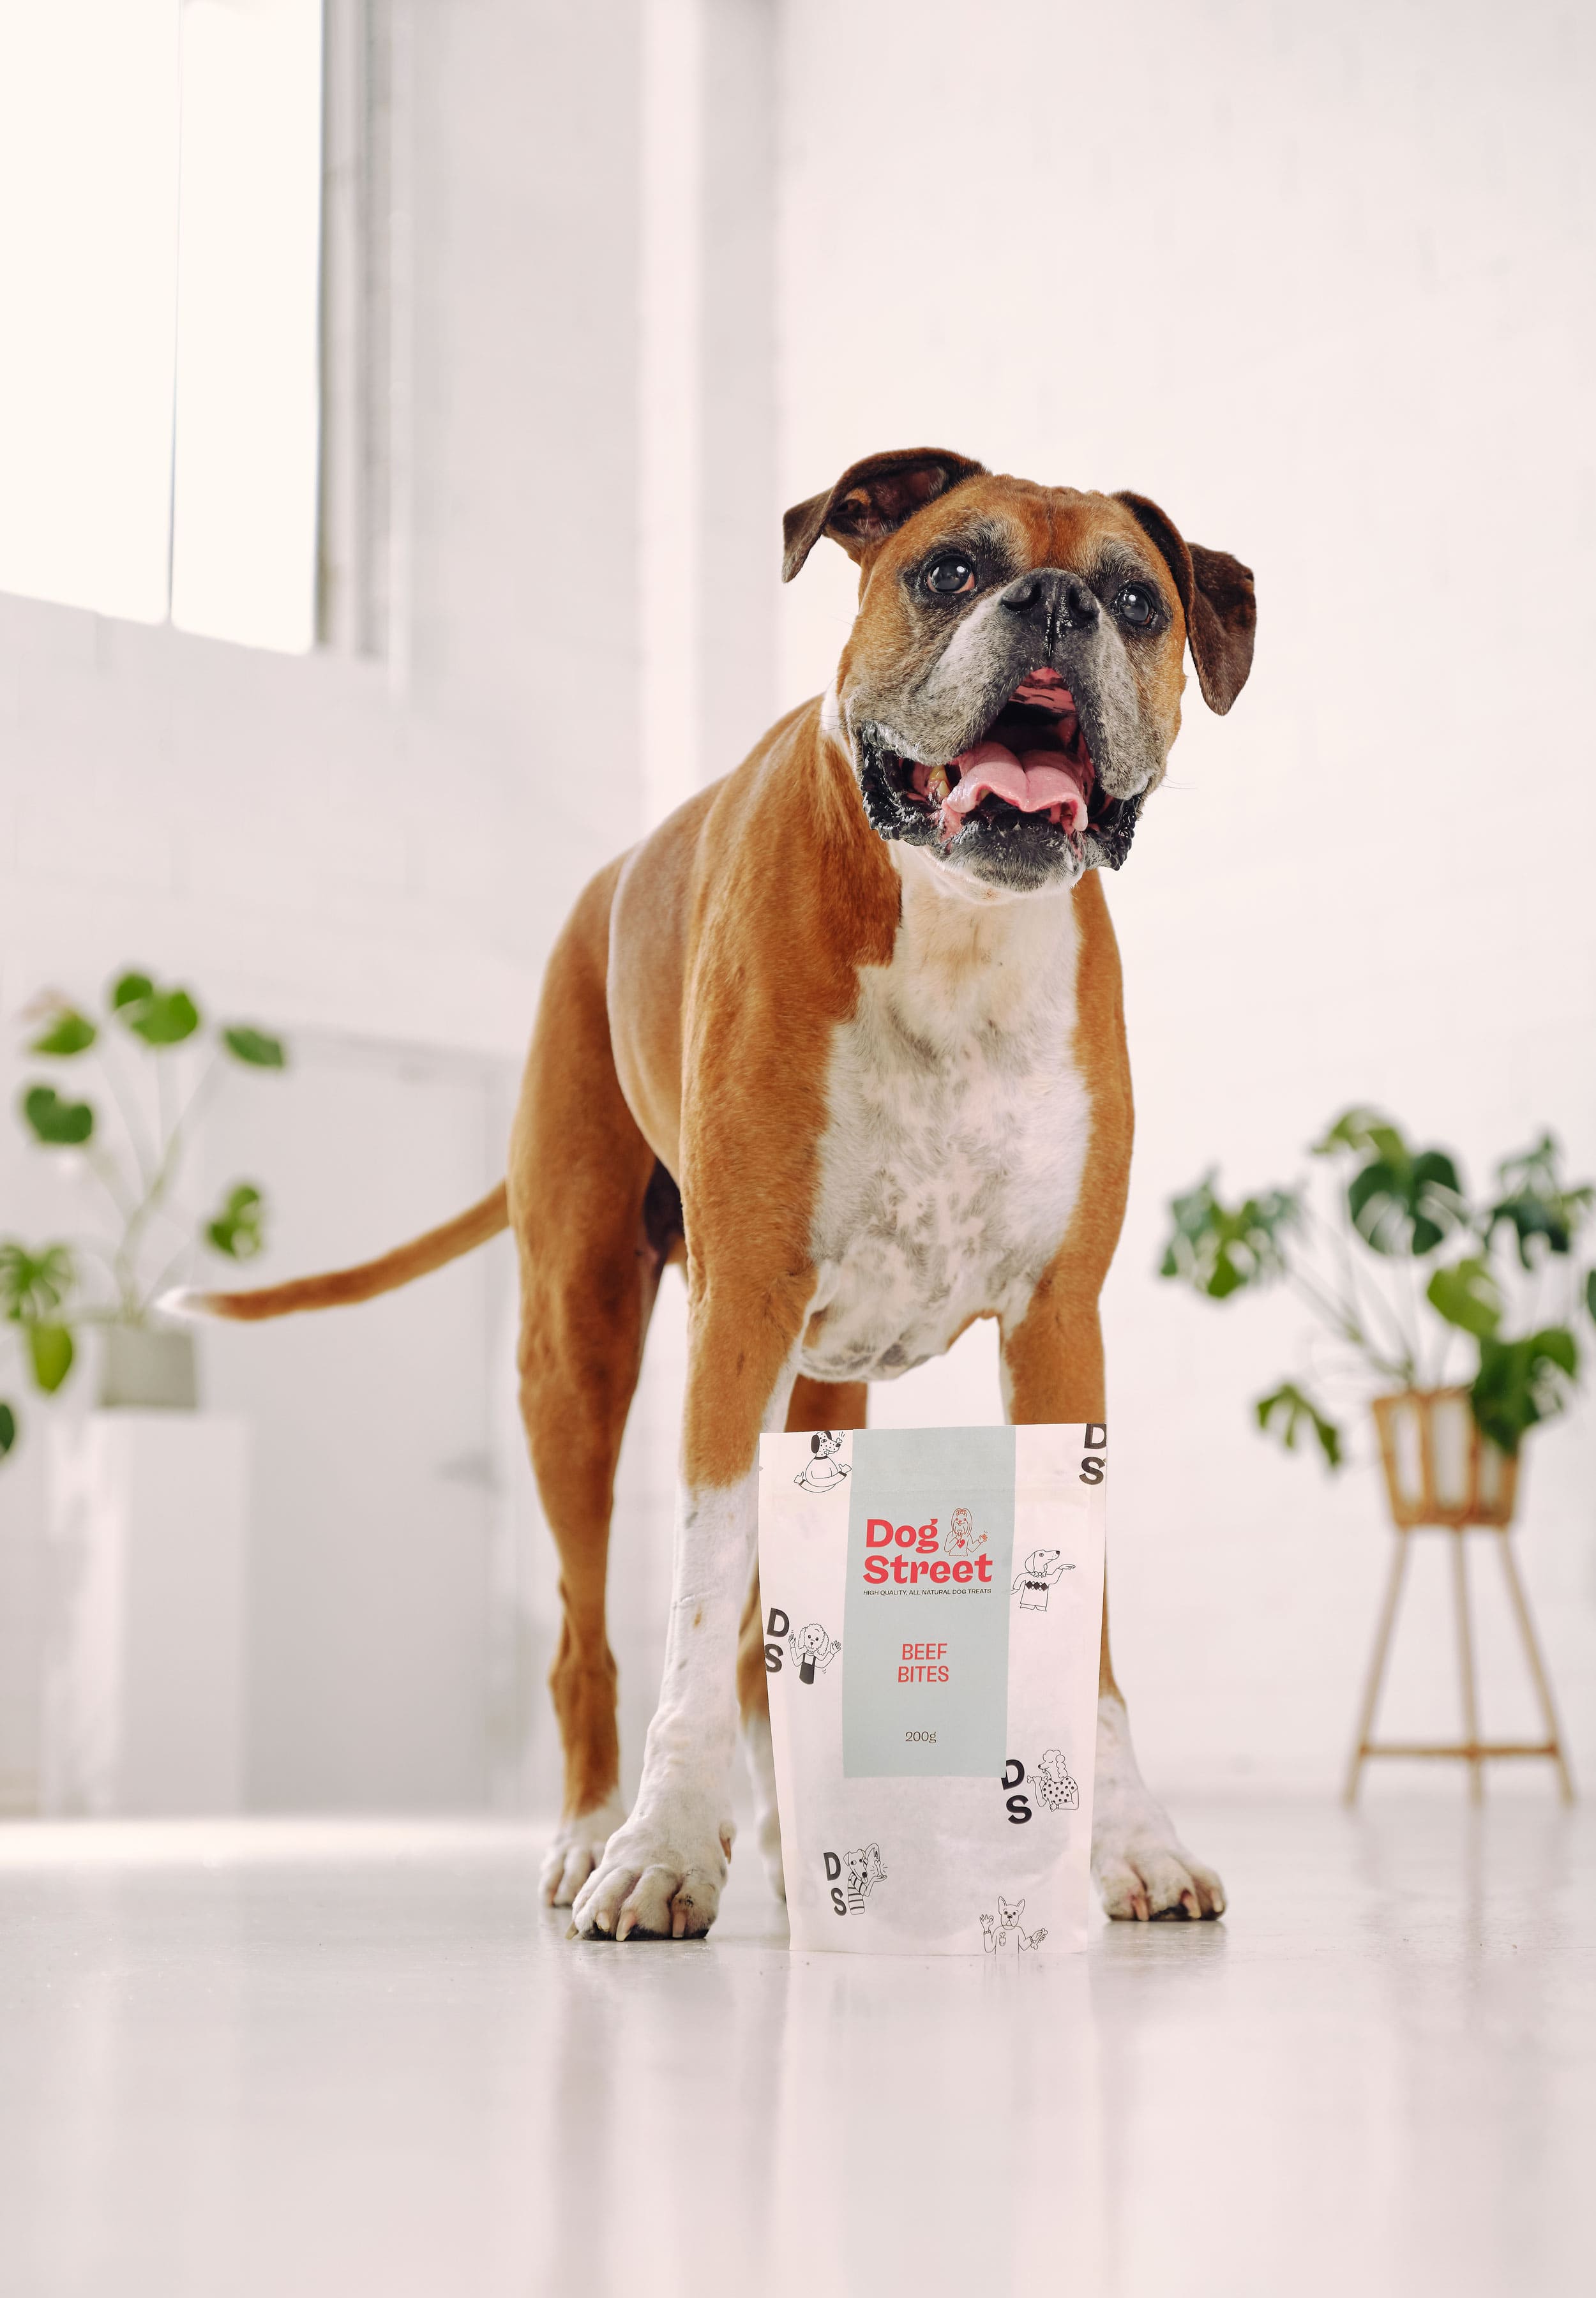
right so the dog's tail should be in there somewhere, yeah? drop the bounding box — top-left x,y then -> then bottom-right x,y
162,1182 -> 509,1323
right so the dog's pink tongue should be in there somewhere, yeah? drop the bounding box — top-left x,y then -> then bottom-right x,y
940,742 -> 1088,839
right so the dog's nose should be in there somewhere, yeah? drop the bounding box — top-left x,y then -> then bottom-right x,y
998,570 -> 1099,646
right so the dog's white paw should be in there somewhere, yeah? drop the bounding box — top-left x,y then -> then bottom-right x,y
742,1710 -> 787,1902
1092,1802 -> 1226,1921
569,1804 -> 734,1941
539,1792 -> 628,1907
1092,1691 -> 1224,1921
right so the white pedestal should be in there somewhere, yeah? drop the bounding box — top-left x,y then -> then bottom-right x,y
41,1414 -> 249,1814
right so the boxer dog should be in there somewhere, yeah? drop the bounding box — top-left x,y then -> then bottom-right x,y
174,449 -> 1254,1940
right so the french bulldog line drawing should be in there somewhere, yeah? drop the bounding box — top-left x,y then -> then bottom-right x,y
982,1894 -> 1044,1949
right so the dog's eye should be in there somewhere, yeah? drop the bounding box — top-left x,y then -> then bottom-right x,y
1115,583 -> 1157,628
924,554 -> 976,597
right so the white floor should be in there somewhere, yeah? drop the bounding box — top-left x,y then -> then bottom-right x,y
1,1801 -> 1591,2298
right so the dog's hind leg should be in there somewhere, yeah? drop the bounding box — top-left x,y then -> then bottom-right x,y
736,1377 -> 868,1900
511,864 -> 670,1908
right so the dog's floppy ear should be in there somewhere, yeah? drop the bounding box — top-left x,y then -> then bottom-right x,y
1113,492 -> 1256,715
783,447 -> 986,582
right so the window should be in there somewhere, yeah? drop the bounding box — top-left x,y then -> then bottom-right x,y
0,1 -> 324,654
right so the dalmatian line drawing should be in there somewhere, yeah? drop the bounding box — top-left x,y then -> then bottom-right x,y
1012,1547 -> 1073,1612
981,1895 -> 1048,1952
794,1431 -> 850,1492
844,1843 -> 887,1911
942,1506 -> 988,1561
788,1621 -> 841,1685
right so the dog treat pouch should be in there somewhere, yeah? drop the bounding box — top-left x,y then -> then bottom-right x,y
758,1423 -> 1106,1956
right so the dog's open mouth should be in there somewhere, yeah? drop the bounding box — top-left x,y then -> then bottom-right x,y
861,668 -> 1141,875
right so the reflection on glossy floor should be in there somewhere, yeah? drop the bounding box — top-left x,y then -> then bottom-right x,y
0,1800 -> 1591,2297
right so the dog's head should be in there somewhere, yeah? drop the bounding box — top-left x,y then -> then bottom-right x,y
795,1622 -> 828,1658
1023,1548 -> 1060,1577
784,449 -> 1256,895
997,1895 -> 1025,1927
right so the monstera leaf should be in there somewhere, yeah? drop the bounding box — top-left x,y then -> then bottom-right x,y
20,1085 -> 94,1146
1471,1328 -> 1579,1455
1485,1134 -> 1592,1268
1160,1172 -> 1300,1300
1426,1256 -> 1502,1340
1255,1381 -> 1343,1469
0,1242 -> 75,1325
1314,1107 -> 1467,1258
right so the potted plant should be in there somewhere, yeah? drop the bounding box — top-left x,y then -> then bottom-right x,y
1,968 -> 288,1435
1157,1108 -> 1595,1510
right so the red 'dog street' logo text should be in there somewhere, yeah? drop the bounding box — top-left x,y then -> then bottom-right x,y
862,1517 -> 995,1589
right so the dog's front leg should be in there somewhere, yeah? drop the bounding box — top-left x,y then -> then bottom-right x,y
570,1336 -> 799,1943
1003,1289 -> 1225,1922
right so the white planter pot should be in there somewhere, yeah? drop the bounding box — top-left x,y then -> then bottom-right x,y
41,1413 -> 248,1814
99,1325 -> 199,1410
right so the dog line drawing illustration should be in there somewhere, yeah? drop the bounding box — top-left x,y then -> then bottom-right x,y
788,1622 -> 841,1685
844,1844 -> 887,1911
982,1894 -> 1043,1949
942,1506 -> 988,1560
793,1430 -> 850,1492
1034,1748 -> 1079,1811
1013,1547 -> 1073,1612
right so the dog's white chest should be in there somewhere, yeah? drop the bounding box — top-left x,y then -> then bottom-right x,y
800,860 -> 1092,1383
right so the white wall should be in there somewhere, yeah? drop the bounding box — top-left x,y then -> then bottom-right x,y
776,0 -> 1596,1792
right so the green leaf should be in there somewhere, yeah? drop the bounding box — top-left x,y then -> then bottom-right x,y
1346,1144 -> 1466,1258
0,1401 -> 15,1458
1312,1106 -> 1408,1166
1484,1136 -> 1592,1268
1426,1255 -> 1502,1340
1159,1171 -> 1300,1300
205,1182 -> 266,1261
222,1025 -> 287,1070
29,1007 -> 97,1056
120,986 -> 200,1047
1254,1381 -> 1344,1470
1587,1270 -> 1596,1325
1471,1327 -> 1579,1455
26,1321 -> 74,1395
0,1242 -> 75,1325
20,1085 -> 94,1146
110,971 -> 155,1012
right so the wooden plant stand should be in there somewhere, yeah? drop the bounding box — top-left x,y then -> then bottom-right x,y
1344,1388 -> 1574,1806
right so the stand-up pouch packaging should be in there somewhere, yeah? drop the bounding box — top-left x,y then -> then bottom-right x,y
758,1423 -> 1106,1956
